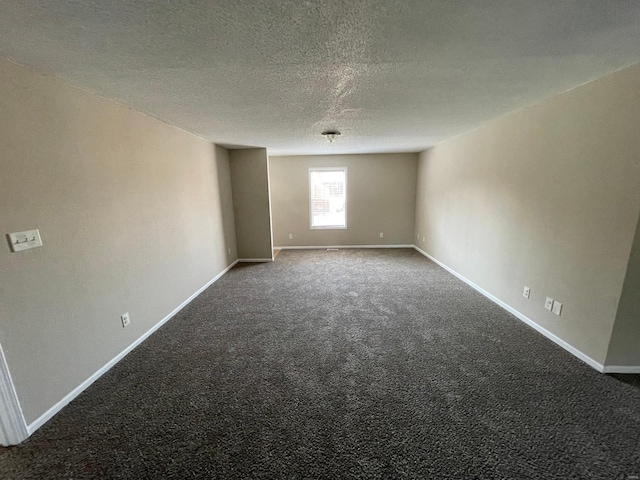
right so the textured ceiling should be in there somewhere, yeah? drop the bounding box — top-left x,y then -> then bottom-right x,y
1,1 -> 640,155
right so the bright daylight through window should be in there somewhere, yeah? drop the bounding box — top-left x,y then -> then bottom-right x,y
309,167 -> 347,229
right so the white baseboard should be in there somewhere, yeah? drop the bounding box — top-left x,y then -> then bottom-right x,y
602,365 -> 640,374
237,258 -> 273,262
276,244 -> 414,250
26,260 -> 239,436
412,246 -> 608,373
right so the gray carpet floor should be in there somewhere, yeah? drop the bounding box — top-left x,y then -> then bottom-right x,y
1,248 -> 639,479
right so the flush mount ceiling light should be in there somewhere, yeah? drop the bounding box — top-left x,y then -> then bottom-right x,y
321,130 -> 341,143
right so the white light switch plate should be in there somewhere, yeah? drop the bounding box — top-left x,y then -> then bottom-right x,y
552,301 -> 563,316
8,229 -> 42,252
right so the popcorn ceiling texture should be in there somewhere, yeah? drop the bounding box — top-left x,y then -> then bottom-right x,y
1,1 -> 640,155
1,249 -> 639,479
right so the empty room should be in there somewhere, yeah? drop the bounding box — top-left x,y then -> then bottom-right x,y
1,1 -> 639,478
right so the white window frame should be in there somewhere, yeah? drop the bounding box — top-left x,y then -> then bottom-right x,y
308,167 -> 347,230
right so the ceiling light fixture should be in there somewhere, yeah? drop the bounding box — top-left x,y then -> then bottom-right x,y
321,130 -> 341,143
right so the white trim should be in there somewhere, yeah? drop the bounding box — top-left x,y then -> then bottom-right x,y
276,244 -> 414,250
0,343 -> 29,446
413,246 -> 606,373
309,167 -> 347,230
237,258 -> 274,263
602,365 -> 640,374
26,260 -> 239,436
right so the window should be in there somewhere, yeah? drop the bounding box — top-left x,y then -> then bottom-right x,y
309,167 -> 347,229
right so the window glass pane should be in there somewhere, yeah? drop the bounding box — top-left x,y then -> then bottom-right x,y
310,168 -> 346,228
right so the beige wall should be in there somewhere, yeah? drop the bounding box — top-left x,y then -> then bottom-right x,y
270,154 -> 418,247
229,148 -> 273,260
0,57 -> 237,424
606,211 -> 640,366
414,64 -> 640,366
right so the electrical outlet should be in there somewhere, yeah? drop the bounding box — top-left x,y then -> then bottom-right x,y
422,236 -> 425,243
227,248 -> 231,255
379,232 -> 384,238
289,233 -> 293,239
544,297 -> 554,311
417,233 -> 420,240
121,312 -> 130,328
552,301 -> 563,316
523,286 -> 530,299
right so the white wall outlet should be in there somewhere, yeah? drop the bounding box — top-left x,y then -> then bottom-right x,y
552,301 -> 563,316
544,297 -> 554,311
121,312 -> 130,328
379,232 -> 384,238
417,233 -> 420,240
7,229 -> 43,252
288,233 -> 293,239
228,248 -> 231,255
523,286 -> 531,299
422,236 -> 425,243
